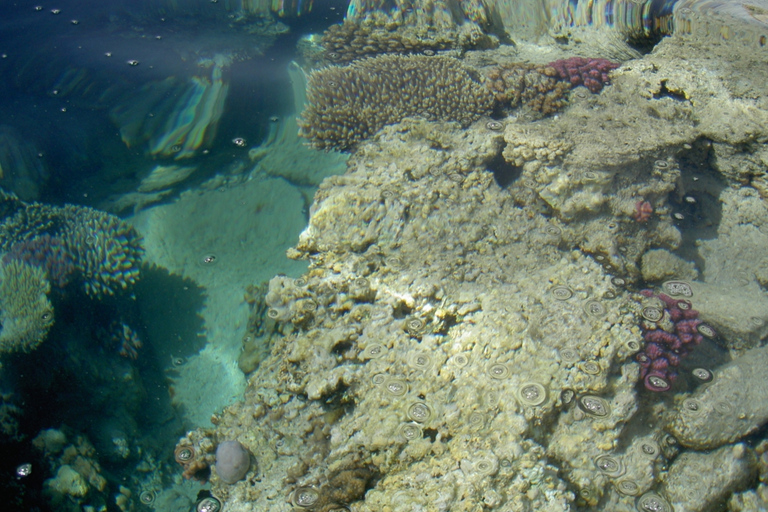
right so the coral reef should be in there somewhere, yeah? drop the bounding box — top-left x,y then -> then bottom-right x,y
298,54 -> 494,150
186,113 -> 653,511
174,433 -> 214,482
319,19 -> 455,64
35,430 -> 110,511
632,200 -> 653,222
635,287 -> 706,392
146,14 -> 768,512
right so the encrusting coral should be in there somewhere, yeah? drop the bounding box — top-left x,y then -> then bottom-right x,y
298,54 -> 494,151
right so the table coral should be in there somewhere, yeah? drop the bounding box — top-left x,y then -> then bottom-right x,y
298,54 -> 494,151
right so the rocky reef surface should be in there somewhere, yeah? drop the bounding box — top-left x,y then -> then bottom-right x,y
170,20 -> 768,511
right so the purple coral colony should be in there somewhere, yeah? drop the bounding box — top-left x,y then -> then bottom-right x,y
547,57 -> 620,93
635,284 -> 716,392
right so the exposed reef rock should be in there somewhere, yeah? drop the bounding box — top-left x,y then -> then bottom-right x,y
641,249 -> 698,283
180,115 -> 655,511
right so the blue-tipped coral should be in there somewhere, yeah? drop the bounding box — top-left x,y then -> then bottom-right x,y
0,190 -> 143,300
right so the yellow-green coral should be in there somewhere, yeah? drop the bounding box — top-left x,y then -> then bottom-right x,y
298,54 -> 494,151
0,259 -> 53,353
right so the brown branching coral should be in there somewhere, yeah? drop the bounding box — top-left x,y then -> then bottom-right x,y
319,1 -> 497,65
485,63 -> 571,116
298,54 -> 494,151
320,19 -> 455,64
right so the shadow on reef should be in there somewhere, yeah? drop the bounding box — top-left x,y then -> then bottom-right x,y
0,261 -> 206,511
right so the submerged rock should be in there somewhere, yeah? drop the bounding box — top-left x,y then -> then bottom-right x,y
667,344 -> 768,450
661,443 -> 756,512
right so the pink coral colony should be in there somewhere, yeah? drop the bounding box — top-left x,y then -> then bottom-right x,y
636,290 -> 714,392
546,57 -> 620,93
633,200 -> 653,222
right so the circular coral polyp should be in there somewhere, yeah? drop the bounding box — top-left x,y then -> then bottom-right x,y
696,323 -> 716,338
407,402 -> 432,423
139,491 -> 156,505
518,383 -> 547,406
615,479 -> 640,496
636,492 -> 671,512
550,285 -> 573,301
292,487 -> 320,508
641,306 -> 663,322
584,300 -> 605,317
644,373 -> 671,392
196,497 -> 222,512
487,363 -> 509,379
174,445 -> 194,464
398,423 -> 422,441
594,455 -> 623,477
692,367 -> 713,382
383,378 -> 408,396
662,280 -> 693,297
577,395 -> 610,417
